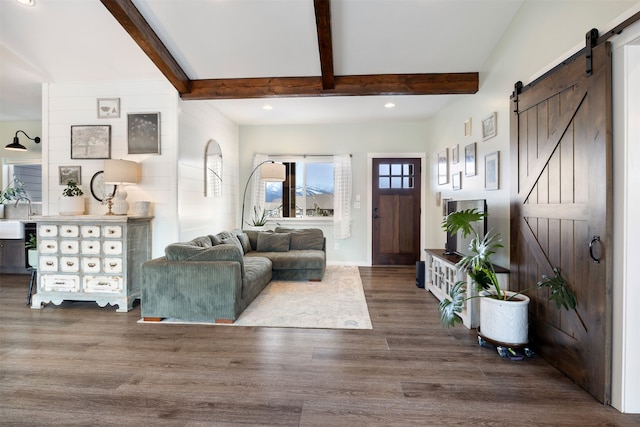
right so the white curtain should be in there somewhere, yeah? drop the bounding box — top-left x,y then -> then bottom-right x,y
333,154 -> 352,239
247,154 -> 269,225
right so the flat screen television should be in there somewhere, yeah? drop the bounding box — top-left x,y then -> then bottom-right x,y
444,199 -> 488,257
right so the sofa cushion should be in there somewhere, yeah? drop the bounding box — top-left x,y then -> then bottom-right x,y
209,234 -> 223,246
165,241 -> 243,264
257,231 -> 290,252
275,227 -> 324,250
245,249 -> 325,270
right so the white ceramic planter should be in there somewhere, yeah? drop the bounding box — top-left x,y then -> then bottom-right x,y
28,249 -> 38,269
58,196 -> 85,216
479,290 -> 530,345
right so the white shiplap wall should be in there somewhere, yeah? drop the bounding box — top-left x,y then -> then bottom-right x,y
43,80 -> 179,258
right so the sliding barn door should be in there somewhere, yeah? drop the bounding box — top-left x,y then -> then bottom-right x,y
510,42 -> 612,403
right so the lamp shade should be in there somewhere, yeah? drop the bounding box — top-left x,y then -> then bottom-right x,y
259,162 -> 286,182
104,159 -> 140,184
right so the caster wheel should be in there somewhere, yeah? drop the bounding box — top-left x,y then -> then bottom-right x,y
478,336 -> 487,347
524,348 -> 533,358
496,346 -> 508,358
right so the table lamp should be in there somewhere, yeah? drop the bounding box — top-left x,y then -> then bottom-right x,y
104,159 -> 140,215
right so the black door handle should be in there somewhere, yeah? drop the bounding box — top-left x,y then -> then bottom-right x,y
589,235 -> 601,264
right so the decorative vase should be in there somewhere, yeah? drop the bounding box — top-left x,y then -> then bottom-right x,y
58,196 -> 84,216
479,290 -> 530,346
28,249 -> 38,269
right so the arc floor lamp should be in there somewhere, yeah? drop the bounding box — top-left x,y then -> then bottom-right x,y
241,161 -> 286,227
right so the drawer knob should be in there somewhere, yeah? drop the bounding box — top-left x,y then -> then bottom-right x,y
46,261 -> 54,266
66,261 -> 74,266
109,262 -> 117,267
88,263 -> 96,268
47,245 -> 54,249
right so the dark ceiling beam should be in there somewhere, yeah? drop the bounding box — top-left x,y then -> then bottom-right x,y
313,0 -> 335,90
101,0 -> 479,100
99,0 -> 191,94
183,73 -> 478,100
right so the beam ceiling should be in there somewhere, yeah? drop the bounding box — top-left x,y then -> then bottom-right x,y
100,0 -> 479,100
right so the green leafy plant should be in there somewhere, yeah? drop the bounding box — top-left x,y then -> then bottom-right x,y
438,208 -> 577,327
249,206 -> 269,226
61,181 -> 84,197
0,176 -> 28,204
25,233 -> 37,250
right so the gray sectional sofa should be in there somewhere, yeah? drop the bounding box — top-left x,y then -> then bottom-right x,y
140,227 -> 326,323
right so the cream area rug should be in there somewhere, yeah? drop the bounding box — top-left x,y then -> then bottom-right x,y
140,265 -> 372,330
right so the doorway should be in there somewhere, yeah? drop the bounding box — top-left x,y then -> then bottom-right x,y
371,157 -> 421,265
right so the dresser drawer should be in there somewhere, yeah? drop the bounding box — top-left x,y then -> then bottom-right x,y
60,225 -> 79,237
83,276 -> 123,293
60,256 -> 80,272
81,240 -> 101,254
40,240 -> 58,254
103,258 -> 123,274
38,225 -> 58,237
41,274 -> 80,292
81,226 -> 101,238
103,241 -> 123,255
82,257 -> 101,273
39,256 -> 58,272
104,226 -> 122,238
60,240 -> 79,254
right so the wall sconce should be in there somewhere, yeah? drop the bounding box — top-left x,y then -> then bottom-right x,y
104,159 -> 140,215
5,130 -> 41,151
241,160 -> 286,227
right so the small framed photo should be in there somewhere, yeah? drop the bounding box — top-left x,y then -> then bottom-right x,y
59,166 -> 81,185
485,151 -> 500,190
97,98 -> 120,118
464,142 -> 476,177
482,112 -> 497,140
451,144 -> 459,164
442,197 -> 452,216
71,125 -> 111,159
452,172 -> 461,190
435,191 -> 442,207
128,112 -> 161,154
464,118 -> 472,137
437,149 -> 449,185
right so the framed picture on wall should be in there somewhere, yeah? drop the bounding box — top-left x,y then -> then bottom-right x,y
482,112 -> 497,140
464,118 -> 472,137
97,98 -> 120,119
71,125 -> 111,159
451,144 -> 459,164
437,149 -> 449,185
59,166 -> 81,185
485,151 -> 500,190
128,112 -> 161,154
464,142 -> 476,176
452,171 -> 461,190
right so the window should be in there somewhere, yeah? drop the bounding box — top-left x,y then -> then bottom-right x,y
378,162 -> 414,190
2,163 -> 42,202
265,160 -> 334,218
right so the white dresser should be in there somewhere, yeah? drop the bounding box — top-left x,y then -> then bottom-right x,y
31,215 -> 152,312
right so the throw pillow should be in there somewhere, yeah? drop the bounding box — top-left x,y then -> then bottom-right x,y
275,227 -> 324,250
236,233 -> 252,254
209,234 -> 223,246
257,231 -> 290,252
221,236 -> 244,254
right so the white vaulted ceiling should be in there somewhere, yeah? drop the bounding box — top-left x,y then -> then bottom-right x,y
0,0 -> 525,124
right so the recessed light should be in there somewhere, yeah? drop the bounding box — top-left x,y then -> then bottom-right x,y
384,102 -> 396,109
15,0 -> 35,6
263,105 -> 273,110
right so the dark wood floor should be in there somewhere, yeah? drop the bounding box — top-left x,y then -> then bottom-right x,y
1,267 -> 639,426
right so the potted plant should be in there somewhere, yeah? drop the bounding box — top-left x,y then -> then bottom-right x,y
439,208 -> 577,346
247,206 -> 269,227
0,176 -> 28,218
25,233 -> 38,268
58,180 -> 85,215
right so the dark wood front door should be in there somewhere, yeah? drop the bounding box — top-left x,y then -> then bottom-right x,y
510,43 -> 612,403
372,158 -> 421,265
